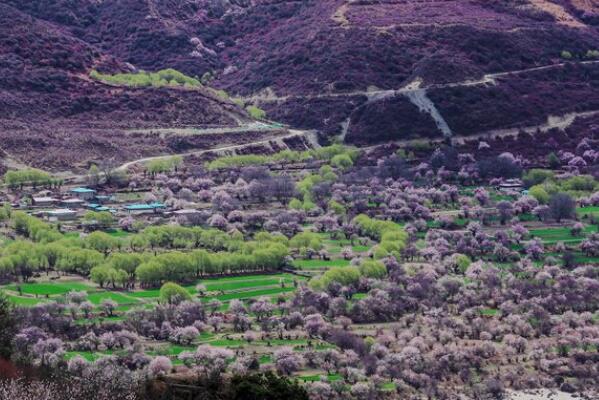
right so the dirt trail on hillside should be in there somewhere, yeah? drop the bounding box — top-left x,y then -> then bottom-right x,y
451,109 -> 599,145
242,60 -> 599,104
244,59 -> 599,143
360,108 -> 599,151
125,122 -> 281,137
114,129 -> 315,172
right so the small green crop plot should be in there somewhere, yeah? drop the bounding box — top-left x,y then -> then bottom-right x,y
4,281 -> 94,296
297,373 -> 342,382
529,225 -> 597,245
204,277 -> 296,292
86,292 -> 141,305
209,287 -> 297,302
3,293 -> 47,306
293,259 -> 350,270
578,206 -> 599,217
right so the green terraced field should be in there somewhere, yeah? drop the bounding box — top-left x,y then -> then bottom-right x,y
3,281 -> 94,296
577,206 -> 599,217
106,229 -> 130,238
4,293 -> 47,306
293,259 -> 350,270
129,274 -> 303,298
352,245 -> 370,252
205,277 -> 296,292
86,291 -> 141,305
208,286 -> 297,302
298,373 -> 342,382
530,225 -> 598,245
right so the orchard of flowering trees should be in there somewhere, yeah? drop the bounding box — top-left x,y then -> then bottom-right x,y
1,137 -> 599,399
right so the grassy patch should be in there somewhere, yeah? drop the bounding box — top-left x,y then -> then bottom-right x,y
298,373 -> 342,382
207,287 -> 297,302
3,293 -> 46,306
87,292 -> 140,305
204,278 -> 295,292
106,229 -> 130,238
480,308 -> 499,317
4,281 -> 93,296
293,259 -> 350,270
529,225 -> 597,245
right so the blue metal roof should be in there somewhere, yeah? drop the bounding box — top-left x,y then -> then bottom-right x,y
70,187 -> 96,193
124,202 -> 165,210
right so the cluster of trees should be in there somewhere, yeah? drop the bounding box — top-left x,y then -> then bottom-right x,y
0,240 -> 288,289
0,212 -> 297,286
206,144 -> 358,171
146,156 -> 183,175
529,174 -> 598,204
310,259 -> 387,291
130,243 -> 287,288
3,168 -> 58,189
352,214 -> 408,259
90,68 -> 202,89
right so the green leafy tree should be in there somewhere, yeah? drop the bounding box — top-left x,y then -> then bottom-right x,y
159,282 -> 192,305
109,253 -> 142,279
330,153 -> 354,170
136,260 -> 164,287
90,265 -> 114,288
228,372 -> 309,400
529,185 -> 550,204
0,292 -> 16,358
88,164 -> 100,187
246,105 -> 266,119
359,260 -> 387,279
85,231 -> 119,256
84,211 -> 114,230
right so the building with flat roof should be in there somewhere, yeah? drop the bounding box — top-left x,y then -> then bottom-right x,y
94,195 -> 113,203
46,208 -> 77,221
172,209 -> 201,215
70,187 -> 96,200
124,202 -> 166,214
61,198 -> 85,208
498,179 -> 523,192
32,197 -> 57,207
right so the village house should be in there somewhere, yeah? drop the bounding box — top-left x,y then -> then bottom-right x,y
171,209 -> 201,217
124,202 -> 166,215
94,195 -> 114,204
31,196 -> 57,207
46,208 -> 77,222
498,179 -> 523,192
87,203 -> 115,212
60,198 -> 86,208
69,187 -> 96,200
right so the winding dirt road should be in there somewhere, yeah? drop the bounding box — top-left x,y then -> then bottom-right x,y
243,60 -> 599,141
114,129 -> 316,173
242,60 -> 599,104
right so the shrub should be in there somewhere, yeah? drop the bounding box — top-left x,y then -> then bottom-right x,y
358,260 -> 387,279
523,169 -> 554,187
561,50 -> 573,59
90,69 -> 202,88
246,105 -> 267,119
529,185 -> 550,204
159,282 -> 192,305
